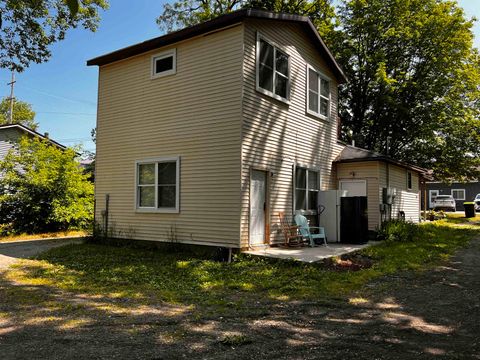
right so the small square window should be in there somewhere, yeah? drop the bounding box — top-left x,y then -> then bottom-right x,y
151,49 -> 176,78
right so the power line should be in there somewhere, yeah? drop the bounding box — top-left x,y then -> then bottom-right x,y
36,111 -> 97,116
21,85 -> 97,106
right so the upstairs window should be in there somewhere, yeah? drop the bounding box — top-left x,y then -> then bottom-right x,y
136,157 -> 180,212
307,65 -> 330,119
256,34 -> 290,102
151,49 -> 176,78
295,166 -> 319,212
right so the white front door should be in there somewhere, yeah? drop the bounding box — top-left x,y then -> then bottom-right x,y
250,170 -> 267,246
339,180 -> 367,197
429,190 -> 439,208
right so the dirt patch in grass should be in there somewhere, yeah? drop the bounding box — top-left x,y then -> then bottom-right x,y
322,253 -> 374,272
0,230 -> 88,243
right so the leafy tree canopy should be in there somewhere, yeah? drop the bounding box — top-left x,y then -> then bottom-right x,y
157,0 -> 480,181
0,0 -> 109,72
157,0 -> 336,39
0,137 -> 94,234
334,0 -> 480,181
0,97 -> 38,130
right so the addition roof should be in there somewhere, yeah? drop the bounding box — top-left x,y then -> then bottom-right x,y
334,145 -> 431,176
87,9 -> 347,83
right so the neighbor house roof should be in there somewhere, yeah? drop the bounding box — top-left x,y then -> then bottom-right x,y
0,123 -> 67,150
86,9 -> 347,83
334,145 -> 430,176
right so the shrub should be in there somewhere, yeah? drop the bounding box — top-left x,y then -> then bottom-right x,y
0,137 -> 94,234
376,219 -> 419,242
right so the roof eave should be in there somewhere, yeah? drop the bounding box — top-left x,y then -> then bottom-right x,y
334,157 -> 429,175
86,9 -> 347,83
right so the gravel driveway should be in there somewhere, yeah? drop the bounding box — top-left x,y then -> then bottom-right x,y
0,238 -> 85,270
0,237 -> 479,359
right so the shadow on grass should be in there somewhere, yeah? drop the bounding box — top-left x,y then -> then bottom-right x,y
0,222 -> 478,358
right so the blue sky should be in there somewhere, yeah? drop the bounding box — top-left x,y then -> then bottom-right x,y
1,0 -> 478,154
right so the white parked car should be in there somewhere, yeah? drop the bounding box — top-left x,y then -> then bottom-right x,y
432,195 -> 456,212
474,193 -> 480,211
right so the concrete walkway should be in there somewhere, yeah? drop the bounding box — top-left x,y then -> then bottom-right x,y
245,242 -> 377,263
0,237 -> 85,270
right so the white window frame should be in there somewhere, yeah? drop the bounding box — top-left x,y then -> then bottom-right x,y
293,165 -> 320,214
406,171 -> 413,190
306,64 -> 331,121
429,189 -> 439,208
151,49 -> 176,79
255,33 -> 291,104
134,156 -> 180,213
451,189 -> 465,201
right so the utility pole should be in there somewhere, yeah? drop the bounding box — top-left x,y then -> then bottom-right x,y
7,70 -> 16,124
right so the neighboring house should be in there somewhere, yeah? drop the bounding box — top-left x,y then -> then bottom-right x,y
88,9 -> 428,250
0,124 -> 66,169
424,181 -> 480,211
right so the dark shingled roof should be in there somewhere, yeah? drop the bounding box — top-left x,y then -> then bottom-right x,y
334,145 -> 430,175
87,9 -> 347,83
0,123 -> 67,150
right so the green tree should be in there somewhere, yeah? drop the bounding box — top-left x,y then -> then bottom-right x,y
0,137 -> 94,234
157,0 -> 480,180
333,0 -> 480,180
0,97 -> 38,130
157,0 -> 337,40
0,0 -> 109,72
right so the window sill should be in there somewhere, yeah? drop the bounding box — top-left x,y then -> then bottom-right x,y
135,208 -> 180,214
151,70 -> 176,80
306,109 -> 330,122
255,86 -> 290,105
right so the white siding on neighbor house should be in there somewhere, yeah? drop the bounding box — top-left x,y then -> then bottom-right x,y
0,128 -> 21,163
336,162 -> 380,231
240,19 -> 344,248
95,24 -> 244,247
379,163 -> 420,223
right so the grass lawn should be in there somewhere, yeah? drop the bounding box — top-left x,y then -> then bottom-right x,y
0,230 -> 88,243
3,216 -> 479,315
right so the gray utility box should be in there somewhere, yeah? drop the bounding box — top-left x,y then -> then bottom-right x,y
382,187 -> 397,204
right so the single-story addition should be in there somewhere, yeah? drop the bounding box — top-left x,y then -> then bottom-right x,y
334,146 -> 428,231
0,123 -> 66,168
88,9 -> 427,250
424,181 -> 480,211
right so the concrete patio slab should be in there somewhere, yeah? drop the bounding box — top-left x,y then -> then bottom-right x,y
245,242 -> 377,263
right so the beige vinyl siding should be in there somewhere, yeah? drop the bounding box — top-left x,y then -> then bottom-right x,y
95,24 -> 244,247
379,163 -> 420,223
240,20 -> 344,248
336,162 -> 380,231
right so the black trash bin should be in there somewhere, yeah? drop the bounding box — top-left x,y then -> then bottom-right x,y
464,202 -> 475,218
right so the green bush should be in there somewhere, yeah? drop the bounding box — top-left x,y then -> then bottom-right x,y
376,219 -> 419,242
0,137 -> 94,234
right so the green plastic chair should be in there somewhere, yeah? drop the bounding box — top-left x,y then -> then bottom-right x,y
294,214 -> 327,247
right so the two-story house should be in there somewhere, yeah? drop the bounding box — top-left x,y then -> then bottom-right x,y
88,9 -> 426,249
